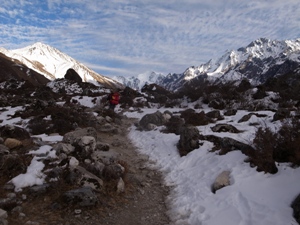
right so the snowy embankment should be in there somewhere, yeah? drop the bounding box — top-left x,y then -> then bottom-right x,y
125,106 -> 300,225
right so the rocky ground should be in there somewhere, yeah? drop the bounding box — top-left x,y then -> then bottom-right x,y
2,116 -> 171,225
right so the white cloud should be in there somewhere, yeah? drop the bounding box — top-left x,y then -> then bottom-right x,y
1,0 -> 300,77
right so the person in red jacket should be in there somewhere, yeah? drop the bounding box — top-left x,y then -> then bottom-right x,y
107,89 -> 120,111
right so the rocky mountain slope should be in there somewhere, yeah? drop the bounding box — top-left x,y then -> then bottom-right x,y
115,38 -> 300,92
0,42 -> 122,89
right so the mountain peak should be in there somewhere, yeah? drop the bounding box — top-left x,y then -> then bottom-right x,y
0,43 -> 122,89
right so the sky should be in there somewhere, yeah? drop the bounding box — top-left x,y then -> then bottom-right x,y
1,0 -> 300,78
2,96 -> 300,225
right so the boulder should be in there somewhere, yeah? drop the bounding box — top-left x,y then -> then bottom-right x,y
61,187 -> 98,207
273,108 -> 290,121
238,113 -> 268,123
180,109 -> 211,126
66,163 -> 103,192
291,193 -> 300,224
211,124 -> 240,133
103,164 -> 125,180
52,143 -> 75,155
72,165 -> 104,191
177,126 -> 201,156
164,115 -> 185,135
224,109 -> 237,116
206,110 -> 224,120
0,144 -> 9,155
0,125 -> 31,140
200,135 -> 255,155
63,127 -> 97,145
4,138 -> 22,150
208,99 -> 226,110
139,111 -> 168,130
75,136 -> 96,155
64,68 -> 82,83
212,171 -> 231,193
96,141 -> 110,151
0,208 -> 8,225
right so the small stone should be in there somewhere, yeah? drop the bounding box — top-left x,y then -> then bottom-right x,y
117,178 -> 125,194
74,209 -> 82,214
0,209 -> 8,219
7,193 -> 16,199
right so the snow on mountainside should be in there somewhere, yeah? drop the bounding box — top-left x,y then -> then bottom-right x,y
113,71 -> 166,90
114,38 -> 300,92
161,38 -> 300,91
0,42 -> 121,89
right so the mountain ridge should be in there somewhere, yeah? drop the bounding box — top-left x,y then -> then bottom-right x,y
1,37 -> 300,92
114,38 -> 300,91
0,42 -> 122,89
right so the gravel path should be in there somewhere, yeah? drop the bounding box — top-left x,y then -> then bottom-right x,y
96,117 -> 171,225
6,116 -> 171,225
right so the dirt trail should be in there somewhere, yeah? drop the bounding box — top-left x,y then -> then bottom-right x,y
6,116 -> 171,225
96,117 -> 171,225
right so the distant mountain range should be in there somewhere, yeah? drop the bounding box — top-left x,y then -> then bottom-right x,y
0,42 -> 122,89
0,38 -> 299,92
116,38 -> 300,91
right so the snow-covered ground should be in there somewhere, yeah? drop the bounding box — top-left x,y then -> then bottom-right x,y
124,106 -> 300,225
1,97 -> 300,225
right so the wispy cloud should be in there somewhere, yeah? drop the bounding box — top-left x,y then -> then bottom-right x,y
1,0 -> 300,77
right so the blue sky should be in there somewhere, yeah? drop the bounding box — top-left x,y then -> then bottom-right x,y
1,0 -> 300,78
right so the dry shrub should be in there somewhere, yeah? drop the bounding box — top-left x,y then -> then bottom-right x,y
0,154 -> 30,178
163,116 -> 185,135
252,127 -> 278,174
27,116 -> 51,135
251,117 -> 300,173
27,104 -> 93,135
273,118 -> 300,166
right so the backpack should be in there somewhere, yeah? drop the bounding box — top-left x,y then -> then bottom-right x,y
110,92 -> 120,105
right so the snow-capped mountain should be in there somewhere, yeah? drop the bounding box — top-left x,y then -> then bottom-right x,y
0,42 -> 122,89
113,71 -> 166,90
114,38 -> 300,92
161,38 -> 300,91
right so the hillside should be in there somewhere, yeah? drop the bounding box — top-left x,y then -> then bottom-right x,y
115,38 -> 300,92
0,42 -> 122,89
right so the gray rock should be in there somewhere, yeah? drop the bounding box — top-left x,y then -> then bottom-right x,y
177,126 -> 201,156
0,145 -> 9,155
291,193 -> 300,224
62,187 -> 98,207
201,135 -> 255,155
117,178 -> 125,194
0,124 -> 31,140
29,184 -> 51,196
75,136 -> 96,154
211,124 -> 240,133
0,209 -> 7,219
63,127 -> 97,145
75,166 -> 103,191
64,68 -> 82,83
212,171 -> 231,193
139,111 -> 168,130
224,109 -> 237,116
96,141 -> 110,151
91,150 -> 119,164
206,110 -> 224,120
103,164 -> 125,179
52,143 -> 75,155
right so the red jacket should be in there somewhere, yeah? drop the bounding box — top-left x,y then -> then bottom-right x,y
109,92 -> 120,105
